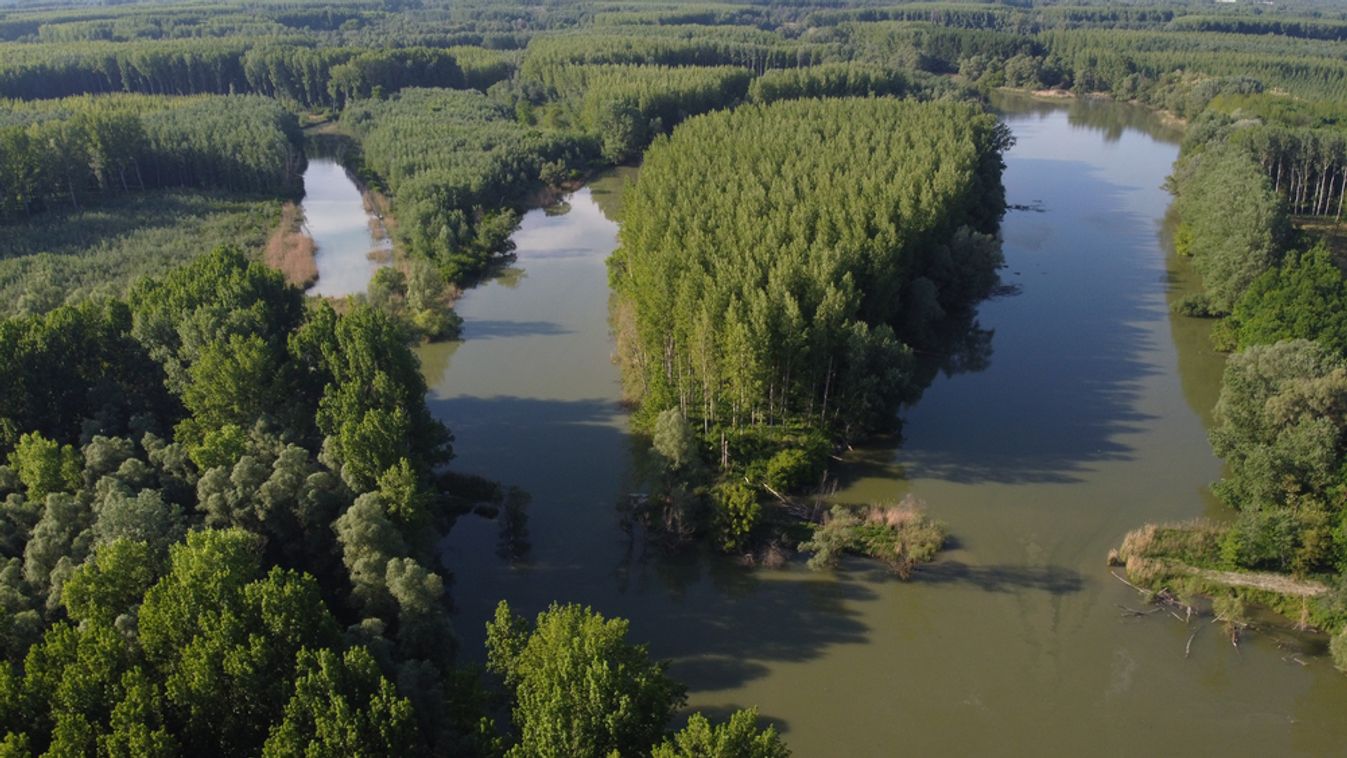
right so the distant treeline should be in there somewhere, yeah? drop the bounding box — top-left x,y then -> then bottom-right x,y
0,95 -> 301,221
0,41 -> 513,106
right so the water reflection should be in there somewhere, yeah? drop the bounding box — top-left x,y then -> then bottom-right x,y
300,152 -> 390,297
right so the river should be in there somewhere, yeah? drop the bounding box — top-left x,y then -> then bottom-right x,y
422,97 -> 1347,754
299,156 -> 390,297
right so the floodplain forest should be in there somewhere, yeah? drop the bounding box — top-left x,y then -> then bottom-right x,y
3,0 -> 1347,754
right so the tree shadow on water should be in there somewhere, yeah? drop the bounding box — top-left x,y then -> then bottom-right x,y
907,560 -> 1084,594
837,167 -> 1172,487
611,555 -> 876,695
462,319 -> 572,340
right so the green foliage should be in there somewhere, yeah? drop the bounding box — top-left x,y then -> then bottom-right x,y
0,235 -> 458,750
1209,339 -> 1347,511
8,434 -> 80,502
486,600 -> 686,758
611,97 -> 1007,438
1219,509 -> 1300,572
0,298 -> 167,452
0,191 -> 278,316
61,539 -> 157,626
1226,247 -> 1347,356
519,28 -> 834,82
261,647 -> 419,757
654,708 -> 790,758
652,409 -> 699,473
0,95 -> 302,223
1171,143 -> 1290,314
366,262 -> 461,342
307,301 -> 451,491
0,39 -> 484,108
711,482 -> 759,553
749,63 -> 919,103
527,64 -> 752,163
1333,628 -> 1347,673
763,448 -> 823,494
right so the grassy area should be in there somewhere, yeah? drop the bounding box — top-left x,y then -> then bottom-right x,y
0,190 -> 280,315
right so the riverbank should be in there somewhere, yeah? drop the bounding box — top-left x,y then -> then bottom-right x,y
264,200 -> 317,287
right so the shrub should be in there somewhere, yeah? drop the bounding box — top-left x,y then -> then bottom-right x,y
763,448 -> 823,494
711,482 -> 760,553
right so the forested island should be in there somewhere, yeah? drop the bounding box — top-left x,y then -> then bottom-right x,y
4,0 -> 1347,753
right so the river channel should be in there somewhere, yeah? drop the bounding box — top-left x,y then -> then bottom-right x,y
300,156 -> 389,297
422,96 -> 1347,754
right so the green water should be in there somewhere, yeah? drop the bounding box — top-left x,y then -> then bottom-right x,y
421,97 -> 1347,755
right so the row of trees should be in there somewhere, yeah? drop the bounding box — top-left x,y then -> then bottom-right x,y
1215,119 -> 1347,221
747,62 -> 931,103
609,97 -> 1009,439
519,30 -> 837,81
0,40 -> 505,107
0,95 -> 301,220
521,64 -> 753,162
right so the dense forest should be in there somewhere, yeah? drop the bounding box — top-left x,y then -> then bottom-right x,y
0,248 -> 781,755
611,97 -> 1007,437
5,0 -> 1347,751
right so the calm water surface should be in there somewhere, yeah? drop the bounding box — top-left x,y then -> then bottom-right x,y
424,98 -> 1347,755
300,157 -> 389,297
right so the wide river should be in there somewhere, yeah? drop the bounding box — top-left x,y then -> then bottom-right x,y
421,95 -> 1347,754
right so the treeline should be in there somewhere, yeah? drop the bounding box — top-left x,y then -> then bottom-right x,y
0,0 -> 390,42
521,64 -> 753,162
341,88 -> 593,280
610,97 -> 1008,439
519,29 -> 837,81
748,62 -> 932,103
805,4 -> 1182,33
0,95 -> 301,221
0,246 -> 463,753
1166,15 -> 1347,42
0,40 -> 509,107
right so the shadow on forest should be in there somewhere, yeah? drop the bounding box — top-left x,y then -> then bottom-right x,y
1,191 -> 269,260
